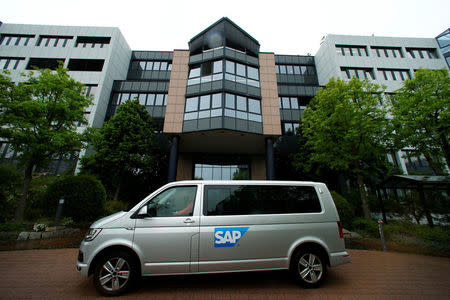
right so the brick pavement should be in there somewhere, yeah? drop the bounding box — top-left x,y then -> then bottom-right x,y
0,249 -> 449,299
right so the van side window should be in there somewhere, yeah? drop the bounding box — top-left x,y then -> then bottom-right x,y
204,185 -> 321,215
146,186 -> 197,217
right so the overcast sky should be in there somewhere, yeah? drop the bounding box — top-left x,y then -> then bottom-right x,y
2,0 -> 449,55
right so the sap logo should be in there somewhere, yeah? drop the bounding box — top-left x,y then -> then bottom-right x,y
214,227 -> 249,247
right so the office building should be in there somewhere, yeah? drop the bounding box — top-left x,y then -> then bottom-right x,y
1,19 -> 448,178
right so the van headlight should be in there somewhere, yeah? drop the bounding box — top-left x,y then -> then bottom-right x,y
84,228 -> 102,241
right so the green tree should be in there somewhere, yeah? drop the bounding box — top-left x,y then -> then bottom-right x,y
300,77 -> 390,218
81,100 -> 155,202
390,68 -> 450,174
0,67 -> 92,221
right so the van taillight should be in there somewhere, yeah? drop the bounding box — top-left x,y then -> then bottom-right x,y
337,221 -> 344,238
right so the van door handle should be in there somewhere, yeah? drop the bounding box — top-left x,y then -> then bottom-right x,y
184,218 -> 195,224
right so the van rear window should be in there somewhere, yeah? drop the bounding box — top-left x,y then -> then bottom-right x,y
204,185 -> 321,216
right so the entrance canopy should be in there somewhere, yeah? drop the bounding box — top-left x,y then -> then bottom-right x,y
376,175 -> 450,225
378,175 -> 450,190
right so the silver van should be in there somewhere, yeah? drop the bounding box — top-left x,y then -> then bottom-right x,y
76,180 -> 350,296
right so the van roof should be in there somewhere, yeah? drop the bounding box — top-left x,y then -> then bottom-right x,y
169,180 -> 324,186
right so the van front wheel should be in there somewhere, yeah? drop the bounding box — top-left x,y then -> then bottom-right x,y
93,250 -> 137,296
291,248 -> 327,288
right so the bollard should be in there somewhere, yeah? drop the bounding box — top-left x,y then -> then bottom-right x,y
378,219 -> 387,252
54,197 -> 65,226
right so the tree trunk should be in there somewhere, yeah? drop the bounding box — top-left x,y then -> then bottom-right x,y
418,185 -> 434,227
423,152 -> 443,175
439,132 -> 449,173
14,163 -> 34,222
357,172 -> 371,219
113,174 -> 123,202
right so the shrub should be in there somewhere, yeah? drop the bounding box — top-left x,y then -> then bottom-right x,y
330,191 -> 354,229
24,175 -> 60,220
352,217 -> 379,237
0,165 -> 22,222
0,221 -> 26,232
44,175 -> 106,222
104,200 -> 129,215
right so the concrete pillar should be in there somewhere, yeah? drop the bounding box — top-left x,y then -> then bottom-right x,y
168,136 -> 179,182
265,137 -> 275,180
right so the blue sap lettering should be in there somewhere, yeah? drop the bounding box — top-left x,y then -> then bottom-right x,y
214,227 -> 249,247
215,231 -> 225,244
232,231 -> 241,242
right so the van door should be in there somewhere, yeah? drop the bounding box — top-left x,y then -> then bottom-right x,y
133,185 -> 200,275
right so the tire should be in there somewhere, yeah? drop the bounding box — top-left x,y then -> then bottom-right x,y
93,250 -> 138,296
291,248 -> 327,288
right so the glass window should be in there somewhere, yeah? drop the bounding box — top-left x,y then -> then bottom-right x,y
211,108 -> 222,117
282,97 -> 290,109
300,66 -> 307,74
341,70 -> 349,79
275,65 -> 280,74
189,67 -> 200,78
139,61 -> 146,70
145,61 -> 153,71
160,62 -> 168,71
226,61 -> 235,74
188,78 -> 201,86
286,65 -> 294,75
279,65 -> 286,74
212,73 -> 223,81
247,66 -> 258,80
121,93 -> 130,103
284,123 -> 293,134
248,114 -> 262,122
225,94 -> 235,109
138,94 -> 147,105
236,96 -> 246,111
293,66 -> 301,75
198,110 -> 210,119
248,99 -> 261,114
290,97 -> 299,109
184,112 -> 198,120
185,97 -> 198,112
201,75 -> 212,83
130,93 -> 138,101
204,185 -> 321,216
201,61 -> 213,76
236,76 -> 246,85
212,93 -> 222,108
200,95 -> 210,110
236,111 -> 248,120
153,61 -> 161,71
146,186 -> 197,217
147,94 -> 155,105
155,94 -> 164,105
225,73 -> 236,82
236,63 -> 246,77
224,109 -> 236,117
247,79 -> 259,87
213,60 -> 222,73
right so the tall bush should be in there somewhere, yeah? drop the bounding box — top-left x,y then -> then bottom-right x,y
0,165 -> 22,222
330,191 -> 354,229
45,175 -> 106,222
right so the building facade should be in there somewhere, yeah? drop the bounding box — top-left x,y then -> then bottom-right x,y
0,19 -> 447,179
436,28 -> 450,68
315,34 -> 448,174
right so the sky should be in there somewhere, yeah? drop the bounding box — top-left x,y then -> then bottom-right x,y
2,0 -> 449,55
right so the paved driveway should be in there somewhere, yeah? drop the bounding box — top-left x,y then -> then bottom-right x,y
0,249 -> 449,299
